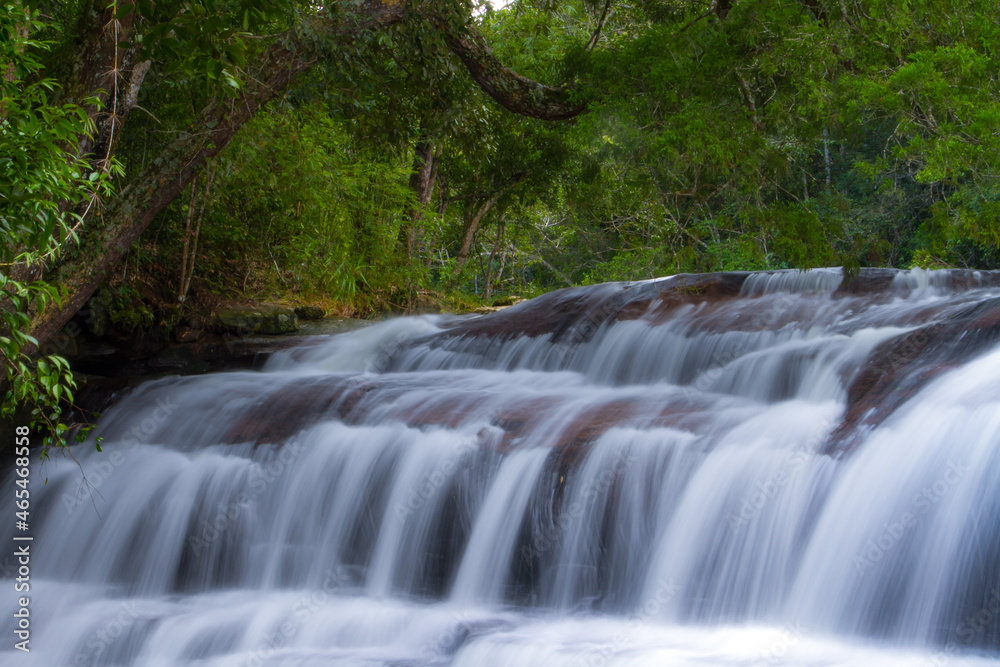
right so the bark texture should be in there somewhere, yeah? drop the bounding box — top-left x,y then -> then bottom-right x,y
437,22 -> 586,121
61,1 -> 149,168
456,195 -> 500,268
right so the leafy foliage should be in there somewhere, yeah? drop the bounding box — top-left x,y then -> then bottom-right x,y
1,4 -> 113,449
6,0 -> 1000,451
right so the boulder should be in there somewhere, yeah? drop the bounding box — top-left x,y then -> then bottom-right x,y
218,309 -> 263,334
257,306 -> 299,335
294,305 -> 326,321
174,326 -> 203,343
825,296 -> 1000,455
218,306 -> 299,335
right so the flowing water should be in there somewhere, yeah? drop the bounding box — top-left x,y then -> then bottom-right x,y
4,268 -> 1000,666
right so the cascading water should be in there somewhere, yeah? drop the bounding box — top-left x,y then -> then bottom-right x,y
4,267 -> 1000,666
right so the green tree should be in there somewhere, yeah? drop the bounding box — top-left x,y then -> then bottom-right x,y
1,4 -> 117,447
2,0 -> 584,445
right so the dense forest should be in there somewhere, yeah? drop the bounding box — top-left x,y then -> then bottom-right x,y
3,0 -> 1000,445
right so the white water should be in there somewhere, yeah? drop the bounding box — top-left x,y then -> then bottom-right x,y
4,269 -> 1000,666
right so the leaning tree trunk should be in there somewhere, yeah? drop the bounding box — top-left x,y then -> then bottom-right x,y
27,1 -> 584,353
27,32 -> 327,350
433,16 -> 585,121
455,171 -> 528,269
456,195 -> 500,269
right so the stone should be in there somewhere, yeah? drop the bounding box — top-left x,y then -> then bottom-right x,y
491,295 -> 524,307
85,297 -> 109,337
174,326 -> 203,343
257,306 -> 299,335
218,308 -> 264,335
825,295 -> 1000,455
218,306 -> 299,336
294,305 -> 326,321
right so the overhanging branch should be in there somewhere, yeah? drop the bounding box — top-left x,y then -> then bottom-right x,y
428,14 -> 586,121
28,0 -> 585,350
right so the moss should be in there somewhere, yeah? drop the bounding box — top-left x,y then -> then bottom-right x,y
92,285 -> 155,334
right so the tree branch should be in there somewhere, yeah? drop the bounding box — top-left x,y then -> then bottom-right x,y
28,0 -> 584,350
586,0 -> 613,50
429,14 -> 586,120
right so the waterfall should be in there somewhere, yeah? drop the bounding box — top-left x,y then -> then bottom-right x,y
4,268 -> 1000,666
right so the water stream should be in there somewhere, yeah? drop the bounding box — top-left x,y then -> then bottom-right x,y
3,268 -> 1000,666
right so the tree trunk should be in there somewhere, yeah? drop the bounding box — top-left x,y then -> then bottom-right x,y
484,218 -> 505,301
399,140 -> 438,257
432,15 -> 586,121
27,2 -> 582,352
456,195 -> 500,270
27,33 -> 329,350
61,0 -> 149,170
179,161 -> 217,302
455,171 -> 527,269
586,0 -> 613,50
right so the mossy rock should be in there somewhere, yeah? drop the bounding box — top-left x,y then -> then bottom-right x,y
491,295 -> 524,307
219,306 -> 299,335
257,308 -> 299,335
294,305 -> 326,321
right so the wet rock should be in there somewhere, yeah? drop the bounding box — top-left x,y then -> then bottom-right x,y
826,296 -> 1000,455
72,341 -> 126,372
438,269 -> 1000,349
140,345 -> 213,374
434,272 -> 751,344
218,308 -> 263,334
68,375 -> 136,423
181,315 -> 205,329
223,376 -> 379,444
85,298 -> 110,337
257,307 -> 299,334
834,268 -> 899,295
294,305 -> 326,321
